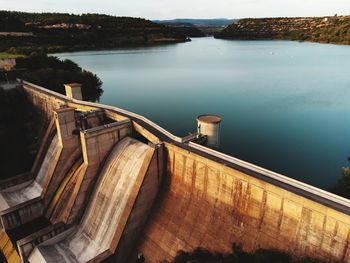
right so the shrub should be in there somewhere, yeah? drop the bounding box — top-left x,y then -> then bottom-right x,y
331,167 -> 350,199
17,53 -> 103,101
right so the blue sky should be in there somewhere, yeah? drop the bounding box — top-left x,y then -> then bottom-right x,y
0,0 -> 349,20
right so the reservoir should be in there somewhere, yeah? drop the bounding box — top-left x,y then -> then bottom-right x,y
55,37 -> 350,189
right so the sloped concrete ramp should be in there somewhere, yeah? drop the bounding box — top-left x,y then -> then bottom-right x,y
46,158 -> 84,222
0,134 -> 60,211
29,137 -> 154,262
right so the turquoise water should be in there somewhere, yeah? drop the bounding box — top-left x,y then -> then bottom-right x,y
55,37 -> 350,189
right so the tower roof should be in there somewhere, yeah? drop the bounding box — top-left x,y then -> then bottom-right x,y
197,114 -> 222,124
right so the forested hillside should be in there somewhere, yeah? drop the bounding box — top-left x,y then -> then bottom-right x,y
155,18 -> 236,35
157,22 -> 205,37
215,15 -> 350,45
0,11 -> 188,54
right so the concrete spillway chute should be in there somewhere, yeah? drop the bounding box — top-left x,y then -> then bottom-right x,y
28,137 -> 162,262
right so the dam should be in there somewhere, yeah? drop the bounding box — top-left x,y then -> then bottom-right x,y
0,80 -> 350,262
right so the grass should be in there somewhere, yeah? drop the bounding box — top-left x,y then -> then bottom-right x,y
0,52 -> 26,59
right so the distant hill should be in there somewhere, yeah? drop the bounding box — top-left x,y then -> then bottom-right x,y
155,22 -> 205,37
154,19 -> 235,27
215,16 -> 350,45
154,18 -> 237,36
0,11 -> 188,54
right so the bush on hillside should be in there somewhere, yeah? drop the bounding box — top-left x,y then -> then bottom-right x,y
331,167 -> 350,199
172,244 -> 324,263
16,53 -> 103,101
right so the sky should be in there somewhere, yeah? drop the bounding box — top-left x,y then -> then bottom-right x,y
0,0 -> 349,20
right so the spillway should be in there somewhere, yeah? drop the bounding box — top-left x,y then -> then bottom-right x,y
29,137 -> 152,262
46,158 -> 84,222
0,134 -> 60,211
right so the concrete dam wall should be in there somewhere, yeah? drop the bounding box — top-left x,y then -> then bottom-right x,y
0,80 -> 349,262
139,143 -> 350,262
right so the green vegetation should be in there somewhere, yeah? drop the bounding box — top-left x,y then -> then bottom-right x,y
158,22 -> 206,37
155,19 -> 237,36
331,167 -> 350,199
0,52 -> 25,58
172,245 -> 324,263
0,10 -> 188,55
0,12 -> 26,32
215,16 -> 350,45
154,19 -> 235,27
15,53 -> 103,101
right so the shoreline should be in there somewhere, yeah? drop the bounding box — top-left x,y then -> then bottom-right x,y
214,36 -> 350,46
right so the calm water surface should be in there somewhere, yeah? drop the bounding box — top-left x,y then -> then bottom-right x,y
56,37 -> 350,189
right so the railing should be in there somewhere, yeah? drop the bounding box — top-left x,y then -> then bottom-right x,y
20,80 -> 183,143
19,79 -> 350,214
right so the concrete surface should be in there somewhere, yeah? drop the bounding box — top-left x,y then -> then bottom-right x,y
29,137 -> 155,262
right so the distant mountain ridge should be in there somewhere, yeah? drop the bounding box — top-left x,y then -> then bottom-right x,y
153,18 -> 236,27
154,18 -> 237,36
215,15 -> 350,45
158,22 -> 206,37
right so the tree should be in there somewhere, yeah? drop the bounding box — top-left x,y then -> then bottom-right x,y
331,167 -> 350,199
16,53 -> 103,101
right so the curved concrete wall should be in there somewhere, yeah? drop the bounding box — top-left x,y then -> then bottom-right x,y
29,137 -> 155,262
45,158 -> 84,223
35,135 -> 60,189
20,80 -> 350,262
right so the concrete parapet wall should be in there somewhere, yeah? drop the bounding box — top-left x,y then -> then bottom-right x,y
80,120 -> 132,167
76,109 -> 105,130
54,108 -> 77,149
21,81 -> 180,144
22,84 -> 66,122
